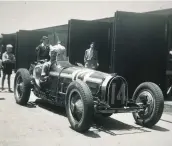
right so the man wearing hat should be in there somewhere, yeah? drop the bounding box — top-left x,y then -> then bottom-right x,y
36,36 -> 50,61
84,42 -> 99,70
1,44 -> 16,92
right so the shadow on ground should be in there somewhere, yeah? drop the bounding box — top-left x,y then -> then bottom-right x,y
83,115 -> 150,138
151,125 -> 169,132
25,99 -> 169,138
161,119 -> 172,124
35,99 -> 66,117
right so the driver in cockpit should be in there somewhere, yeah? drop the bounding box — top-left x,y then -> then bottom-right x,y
40,46 -> 58,85
40,41 -> 67,86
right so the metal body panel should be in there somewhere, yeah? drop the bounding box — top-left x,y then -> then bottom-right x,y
32,61 -> 128,109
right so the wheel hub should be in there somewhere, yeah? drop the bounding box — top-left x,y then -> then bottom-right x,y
69,90 -> 84,122
16,77 -> 24,98
75,99 -> 83,113
137,91 -> 154,117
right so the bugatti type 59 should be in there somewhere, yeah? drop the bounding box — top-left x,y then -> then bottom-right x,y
14,60 -> 164,133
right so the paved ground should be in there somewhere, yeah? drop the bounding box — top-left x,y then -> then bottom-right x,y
0,73 -> 172,146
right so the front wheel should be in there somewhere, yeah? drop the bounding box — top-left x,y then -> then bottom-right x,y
132,82 -> 164,128
14,68 -> 31,105
65,80 -> 94,133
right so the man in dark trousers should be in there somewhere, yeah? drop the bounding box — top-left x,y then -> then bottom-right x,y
1,44 -> 16,92
36,36 -> 50,61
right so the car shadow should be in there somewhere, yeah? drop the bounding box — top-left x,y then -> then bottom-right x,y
161,119 -> 172,124
82,115 -> 151,138
151,125 -> 169,132
35,99 -> 66,117
25,99 -> 169,138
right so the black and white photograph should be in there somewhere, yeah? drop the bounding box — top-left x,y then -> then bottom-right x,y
0,0 -> 172,146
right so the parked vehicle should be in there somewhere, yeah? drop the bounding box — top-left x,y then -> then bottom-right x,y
14,60 -> 164,132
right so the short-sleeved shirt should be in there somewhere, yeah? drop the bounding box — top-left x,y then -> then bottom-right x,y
50,44 -> 66,61
2,52 -> 15,63
2,52 -> 16,74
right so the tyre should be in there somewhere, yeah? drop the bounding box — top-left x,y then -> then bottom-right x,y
65,80 -> 94,133
101,113 -> 113,117
132,82 -> 164,128
14,68 -> 32,105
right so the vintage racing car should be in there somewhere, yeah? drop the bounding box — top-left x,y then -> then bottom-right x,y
14,60 -> 164,132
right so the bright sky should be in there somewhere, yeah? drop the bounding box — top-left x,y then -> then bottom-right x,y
0,1 -> 172,34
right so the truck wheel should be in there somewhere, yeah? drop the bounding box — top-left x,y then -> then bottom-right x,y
132,82 -> 164,128
14,68 -> 32,105
65,80 -> 94,133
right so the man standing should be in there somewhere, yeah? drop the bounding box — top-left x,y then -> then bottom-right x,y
1,44 -> 16,92
36,36 -> 50,61
0,34 -> 3,77
84,42 -> 99,70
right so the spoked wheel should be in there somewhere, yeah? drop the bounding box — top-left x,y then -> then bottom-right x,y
15,76 -> 24,99
65,80 -> 94,133
132,82 -> 164,128
69,89 -> 84,123
14,69 -> 31,105
135,91 -> 154,119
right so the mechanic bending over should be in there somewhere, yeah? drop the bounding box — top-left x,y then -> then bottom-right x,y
35,36 -> 50,61
84,42 -> 99,70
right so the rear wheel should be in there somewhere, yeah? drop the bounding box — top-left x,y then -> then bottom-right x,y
65,80 -> 94,133
14,68 -> 32,105
132,82 -> 164,128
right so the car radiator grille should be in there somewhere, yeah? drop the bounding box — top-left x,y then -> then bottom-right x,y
106,78 -> 127,108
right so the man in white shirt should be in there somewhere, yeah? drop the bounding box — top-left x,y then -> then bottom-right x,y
51,41 -> 67,61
